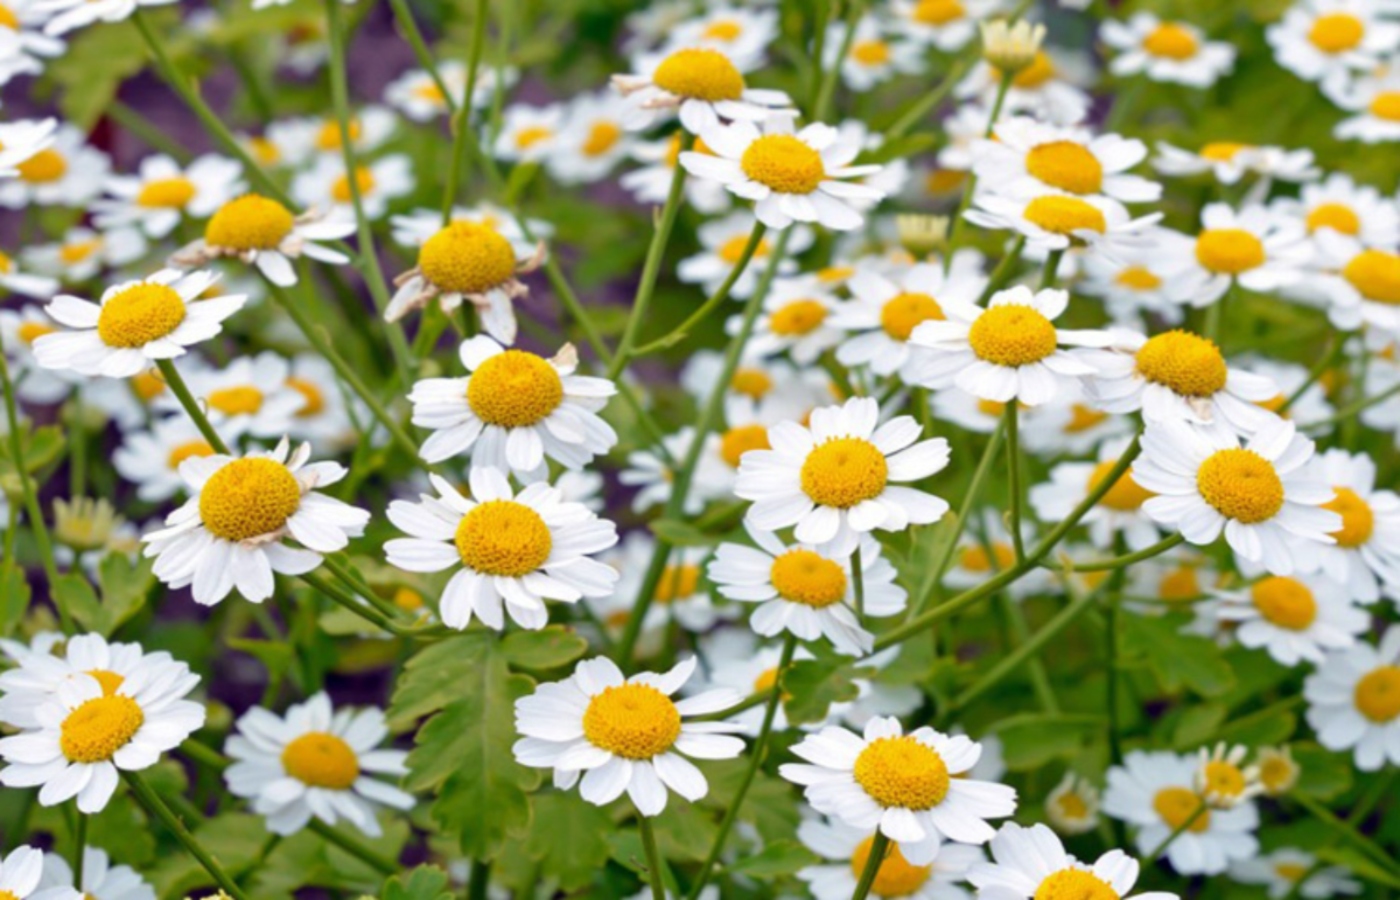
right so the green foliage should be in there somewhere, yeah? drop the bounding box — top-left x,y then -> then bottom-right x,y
1121,612 -> 1236,697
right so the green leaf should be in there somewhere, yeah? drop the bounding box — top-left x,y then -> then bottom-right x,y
1216,709 -> 1297,747
648,518 -> 714,547
1121,613 -> 1235,697
782,659 -> 869,725
52,573 -> 102,633
254,819 -> 411,897
727,840 -> 819,878
388,633 -> 488,729
1171,701 -> 1227,750
0,568 -> 31,635
500,626 -> 589,671
382,866 -> 454,900
516,792 -> 613,891
653,801 -> 719,863
1293,742 -> 1354,801
1316,845 -> 1400,889
996,714 -> 1104,771
0,423 -> 64,477
94,553 -> 154,634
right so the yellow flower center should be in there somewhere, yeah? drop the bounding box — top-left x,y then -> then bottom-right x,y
59,695 -> 144,763
1134,330 -> 1227,398
853,736 -> 950,809
581,121 -> 622,158
59,238 -> 101,265
1250,576 -> 1317,630
287,376 -> 326,417
702,18 -> 742,41
655,563 -> 701,603
281,731 -> 360,789
1025,141 -> 1103,194
1065,404 -> 1108,433
418,221 -> 517,294
852,39 -> 891,66
582,683 -> 681,759
740,135 -> 826,195
330,166 -> 375,204
131,370 -> 166,402
1323,486 -> 1374,547
136,176 -> 197,209
720,423 -> 770,468
17,321 -> 55,345
968,304 -> 1058,367
849,838 -> 932,897
248,136 -> 281,166
1195,228 -> 1265,275
731,367 -> 773,398
770,299 -> 828,336
394,587 -> 425,611
454,500 -> 552,577
95,283 -> 187,349
466,349 -> 564,428
316,118 -> 361,152
1010,52 -> 1055,88
1196,448 -> 1284,524
17,148 -> 66,183
1354,666 -> 1400,723
85,668 -> 125,695
770,548 -> 847,607
1276,863 -> 1309,883
167,439 -> 216,471
1258,754 -> 1297,794
0,4 -> 17,28
818,265 -> 855,283
208,386 -> 264,416
912,0 -> 964,24
1199,142 -> 1250,162
1152,786 -> 1210,832
961,542 -> 1015,572
1142,22 -> 1198,59
199,458 -> 302,542
1371,92 -> 1400,122
1054,790 -> 1090,819
1308,12 -> 1364,53
1305,202 -> 1361,235
1115,265 -> 1162,291
515,125 -> 554,150
1089,460 -> 1155,511
718,233 -> 772,264
881,292 -> 944,341
1342,248 -> 1400,304
1034,870 -> 1120,900
652,47 -> 746,101
1023,195 -> 1107,235
205,195 -> 295,251
1201,759 -> 1248,800
800,437 -> 888,508
411,81 -> 445,103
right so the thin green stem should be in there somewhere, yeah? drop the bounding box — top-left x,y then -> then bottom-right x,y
1145,799 -> 1208,862
307,820 -> 399,875
1280,333 -> 1343,414
1039,534 -> 1185,573
691,687 -> 774,723
944,72 -> 1012,265
156,355 -> 230,456
108,101 -> 192,161
1004,404 -> 1026,562
72,810 -> 87,886
637,813 -> 667,900
68,389 -> 85,497
466,860 -> 490,900
852,543 -> 866,618
125,771 -> 249,900
957,590 -> 1092,709
849,831 -> 888,900
387,0 -> 457,115
813,0 -> 865,120
884,59 -> 969,139
634,222 -> 767,355
976,236 -> 1027,302
1040,249 -> 1065,290
1304,379 -> 1400,430
441,0 -> 490,224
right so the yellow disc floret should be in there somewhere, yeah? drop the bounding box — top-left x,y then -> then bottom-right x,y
59,695 -> 144,763
1371,92 -> 1400,122
731,367 -> 773,398
800,437 -> 888,508
1134,330 -> 1227,398
769,299 -> 828,336
1115,265 -> 1162,291
1342,249 -> 1400,304
968,304 -> 1058,367
136,176 -> 197,209
96,283 -> 187,349
851,40 -> 891,66
1195,229 -> 1265,275
770,549 -> 847,608
656,564 -> 701,603
1142,22 -> 1198,59
741,135 -> 826,195
168,439 -> 216,470
581,121 -> 623,158
17,148 -> 66,183
199,458 -> 302,542
281,731 -> 360,789
1251,576 -> 1317,630
853,736 -> 950,809
582,683 -> 682,759
1354,666 -> 1400,723
1305,202 -> 1361,236
1152,786 -> 1210,832
287,377 -> 326,418
1034,870 -> 1120,900
1023,195 -> 1106,235
1196,449 -> 1284,524
652,48 -> 746,102
912,0 -> 964,24
1025,141 -> 1103,195
1323,486 -> 1374,547
720,423 -> 770,468
1089,460 -> 1155,511
86,669 -> 125,696
466,350 -> 564,428
205,195 -> 295,251
208,386 -> 264,416
418,221 -> 517,295
881,292 -> 944,341
1201,760 -> 1248,801
1308,12 -> 1364,53
454,500 -> 552,577
849,838 -> 932,898
331,167 -> 375,204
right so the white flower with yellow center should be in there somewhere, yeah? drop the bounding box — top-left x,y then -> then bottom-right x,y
31,0 -> 172,35
1152,141 -> 1319,186
588,539 -> 732,650
612,43 -> 791,133
782,717 -> 1017,845
1272,172 -> 1400,249
386,219 -> 542,341
734,396 -> 950,554
170,192 -> 355,287
1232,848 -> 1362,900
1171,203 -> 1312,305
1020,387 -> 1135,456
678,210 -> 810,298
709,526 -> 905,655
1191,743 -> 1263,810
1030,436 -> 1163,552
0,247 -> 56,299
512,656 -> 745,816
830,253 -> 987,381
385,467 -> 619,631
687,631 -> 808,736
1253,746 -> 1301,797
407,336 -> 617,474
1080,328 -> 1279,435
0,118 -> 55,177
1102,751 -> 1258,876
1135,418 -> 1339,575
971,822 -> 1178,900
0,659 -> 205,812
1333,61 -> 1400,142
619,426 -> 730,515
291,153 -> 414,220
492,102 -> 564,164
908,285 -> 1112,405
223,692 -> 412,837
0,848 -> 46,900
797,815 -> 980,900
972,116 -> 1161,203
827,17 -> 925,92
892,0 -> 1002,51
92,153 -> 244,239
1079,231 -> 1196,326
964,189 -> 1159,254
142,438 -> 369,606
743,276 -> 844,364
956,49 -> 1093,126
157,351 -> 305,440
621,131 -> 733,213
1301,231 -> 1400,333
33,269 -> 245,379
1265,0 -> 1400,95
545,91 -> 636,184
1101,13 -> 1236,87
284,354 -> 358,448
391,204 -> 547,257
34,846 -> 150,900
0,306 -> 76,404
1302,448 -> 1400,604
682,349 -> 832,417
1206,571 -> 1367,666
665,7 -> 778,63
1045,772 -> 1101,836
1305,626 -> 1400,770
682,115 -> 885,231
383,61 -> 489,122
22,225 -> 146,283
113,417 -> 219,503
0,121 -> 107,208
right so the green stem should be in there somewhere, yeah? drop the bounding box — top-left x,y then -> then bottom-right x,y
466,860 -> 490,900
944,72 -> 1012,265
955,591 -> 1092,709
1105,593 -> 1124,766
307,820 -> 399,875
976,236 -> 1027,302
852,543 -> 866,618
637,813 -> 667,900
441,0 -> 490,223
1040,249 -> 1065,290
884,59 -> 969,139
1280,333 -> 1343,414
1004,404 -> 1026,561
72,810 -> 87,886
1001,594 -> 1059,712
1145,798 -> 1208,861
1293,792 -> 1400,878
156,355 -> 230,457
68,389 -> 85,498
107,101 -> 192,161
1039,534 -> 1185,573
691,687 -> 774,723
634,222 -> 767,355
125,771 -> 250,900
1304,379 -> 1400,431
849,831 -> 888,900
812,0 -> 865,120
386,0 -> 457,115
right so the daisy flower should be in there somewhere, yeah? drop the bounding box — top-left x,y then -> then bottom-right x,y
689,631 -> 807,736
1192,743 -> 1263,809
291,153 -> 414,220
1135,418 -> 1339,576
1272,171 -> 1400,248
1030,436 -> 1163,552
33,0 -> 175,34
956,49 -> 1092,125
297,107 -> 398,159
1152,141 -> 1319,186
1080,328 -> 1279,435
682,115 -> 885,231
407,336 -> 616,475
1304,625 -> 1400,771
1265,0 -> 1399,96
0,121 -> 107,208
1044,772 -> 1101,836
0,306 -> 76,405
384,467 -> 619,631
1254,746 -> 1301,798
971,116 -> 1161,203
0,663 -> 205,812
908,285 -> 1112,406
1102,750 -> 1258,876
1101,14 -> 1236,87
1078,230 -> 1196,325
385,219 -> 542,340
91,153 -> 244,239
223,692 -> 412,837
1019,388 -> 1134,456
1302,448 -> 1400,603
512,656 -> 745,816
284,354 -> 359,448
0,848 -> 45,900
1227,356 -> 1333,425
492,103 -> 563,164
943,508 -> 1050,600
1302,232 -> 1400,333
35,846 -> 151,900
891,0 -> 1002,51
665,7 -> 778,63
797,816 -> 980,900
22,226 -> 145,283
709,526 -> 906,655
970,822 -> 1178,900
32,269 -> 245,379
1333,62 -> 1400,143
964,188 -> 1159,255
734,396 -> 950,554
141,437 -> 370,606
170,193 -> 355,287
932,388 -> 1010,436
0,9 -> 64,89
781,717 -> 1017,845
585,539 -> 731,651
677,211 -> 810,299
158,351 -> 305,440
619,426 -> 730,516
113,417 -> 219,503
1230,848 -> 1362,899
681,349 -> 832,416
383,61 -> 488,122
0,118 -> 55,177
1171,203 -> 1312,305
612,43 -> 791,133
1205,572 -> 1367,666
545,91 -> 636,185
827,17 -> 924,92
742,276 -> 844,364
621,131 -> 732,213
829,252 -> 987,381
